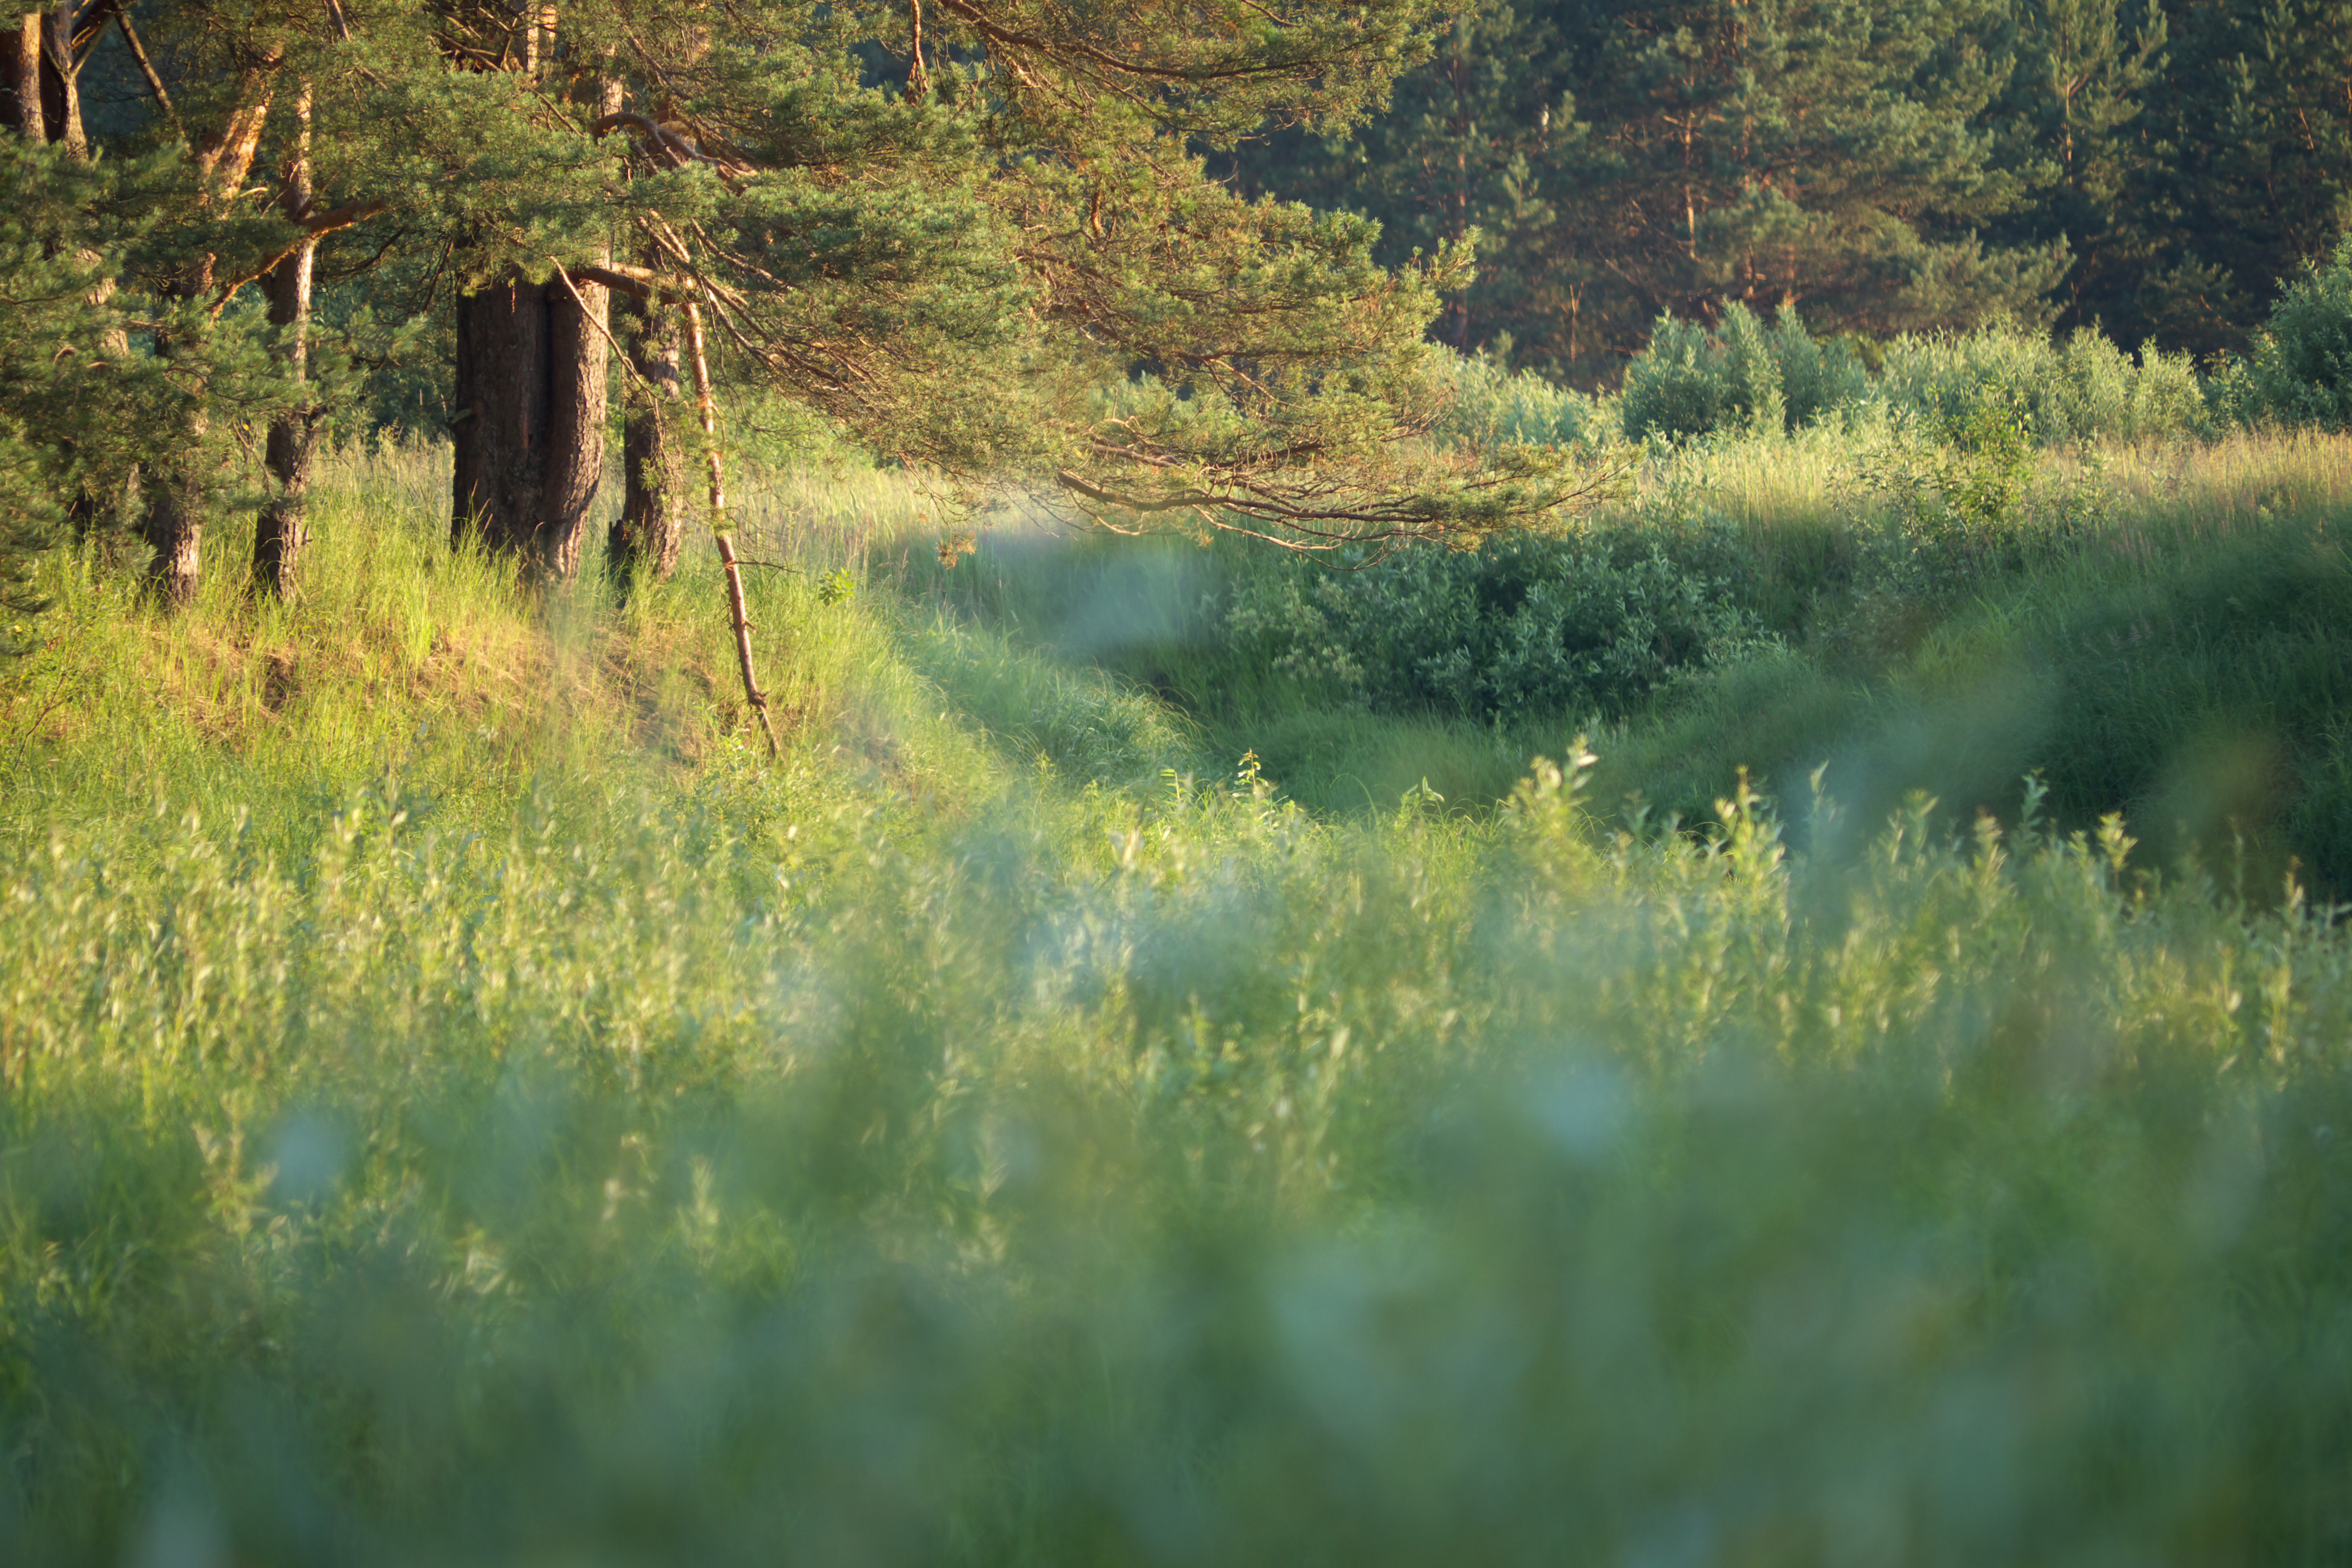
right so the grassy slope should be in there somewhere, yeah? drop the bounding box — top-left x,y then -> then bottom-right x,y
3,446 -> 2352,1562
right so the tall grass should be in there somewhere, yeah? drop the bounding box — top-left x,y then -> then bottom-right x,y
7,442 -> 2352,1562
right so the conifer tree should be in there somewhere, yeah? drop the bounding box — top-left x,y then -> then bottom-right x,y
396,0 -> 1587,587
1230,0 -> 2071,377
1214,2 -> 1581,360
1552,0 -> 2068,345
2124,0 -> 2352,356
1983,0 -> 2166,334
0,0 -> 322,609
0,136 -> 295,631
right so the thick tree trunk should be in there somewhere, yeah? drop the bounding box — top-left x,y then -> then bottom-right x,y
254,83 -> 315,597
6,7 -> 90,150
452,277 -> 552,559
543,272 -> 608,583
450,267 -> 611,586
2,16 -> 38,136
450,65 -> 617,588
609,279 -> 687,595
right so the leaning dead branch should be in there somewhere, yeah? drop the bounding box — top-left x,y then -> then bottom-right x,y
681,298 -> 779,760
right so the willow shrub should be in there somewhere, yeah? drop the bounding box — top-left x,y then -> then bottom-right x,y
1219,525 -> 1774,723
1618,309 -> 2210,447
2216,235 -> 2352,430
1429,346 -> 1614,452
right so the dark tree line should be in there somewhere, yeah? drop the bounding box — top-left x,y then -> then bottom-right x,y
1218,0 -> 2352,380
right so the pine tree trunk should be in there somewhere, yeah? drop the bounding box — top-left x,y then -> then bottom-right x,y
6,8 -> 91,151
254,83 -> 316,598
35,5 -> 82,156
2,16 -> 38,137
609,278 -> 686,595
255,302 -> 315,594
450,271 -> 610,586
142,437 -> 205,608
448,56 -> 615,589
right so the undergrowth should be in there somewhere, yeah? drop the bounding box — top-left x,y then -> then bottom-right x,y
906,428 -> 2352,894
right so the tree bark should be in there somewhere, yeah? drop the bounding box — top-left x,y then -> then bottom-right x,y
254,81 -> 315,598
609,271 -> 687,596
450,268 -> 610,586
142,448 -> 205,607
2,15 -> 38,137
6,5 -> 95,151
449,65 -> 616,589
36,4 -> 83,156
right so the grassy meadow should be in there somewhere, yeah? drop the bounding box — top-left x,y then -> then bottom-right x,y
7,423 -> 2352,1562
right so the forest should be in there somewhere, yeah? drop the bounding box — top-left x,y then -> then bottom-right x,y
9,1 -> 2352,1563
1224,0 -> 2352,377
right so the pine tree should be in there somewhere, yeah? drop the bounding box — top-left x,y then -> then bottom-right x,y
396,0 -> 1581,587
2127,0 -> 2352,356
1217,3 -> 1581,361
1,0 -> 1617,615
1232,0 -> 2072,378
0,137 -> 294,632
1558,0 -> 2067,347
1983,0 -> 2166,335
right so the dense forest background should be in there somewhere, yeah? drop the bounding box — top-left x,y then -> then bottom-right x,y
1210,0 -> 2351,381
51,0 -> 2350,445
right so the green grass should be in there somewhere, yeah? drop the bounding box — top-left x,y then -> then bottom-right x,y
6,438 -> 2352,1562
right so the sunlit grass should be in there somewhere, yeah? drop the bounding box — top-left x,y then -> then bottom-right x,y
6,434 -> 2352,1561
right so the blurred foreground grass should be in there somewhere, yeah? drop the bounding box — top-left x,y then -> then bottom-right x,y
3,443 -> 2352,1563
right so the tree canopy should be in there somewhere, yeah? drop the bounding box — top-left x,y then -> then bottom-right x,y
2,0 -> 1604,612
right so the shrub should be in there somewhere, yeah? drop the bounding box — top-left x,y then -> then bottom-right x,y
2215,235 -> 2352,428
1621,305 -> 1873,442
1224,526 -> 1774,722
2054,332 -> 2209,443
1431,346 -> 1610,451
1616,310 -> 2208,448
1621,306 -> 1774,442
1878,324 -> 2211,445
1769,308 -> 1875,429
1850,400 -> 2062,600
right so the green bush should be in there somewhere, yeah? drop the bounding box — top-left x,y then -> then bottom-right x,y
1620,304 -> 1788,441
1224,525 -> 1774,722
1620,304 -> 1872,442
1767,307 -> 1877,429
2215,235 -> 2352,428
1847,399 -> 2099,604
1878,324 -> 2208,445
2053,331 -> 2209,442
1619,309 -> 2206,447
1430,346 -> 1610,451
